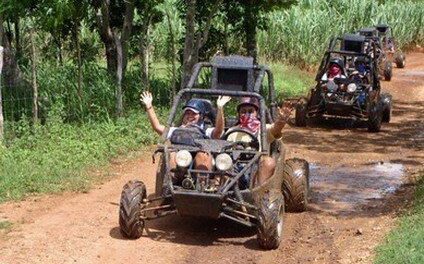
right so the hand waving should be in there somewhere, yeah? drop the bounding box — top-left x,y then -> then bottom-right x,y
140,91 -> 153,109
276,101 -> 294,123
217,96 -> 231,108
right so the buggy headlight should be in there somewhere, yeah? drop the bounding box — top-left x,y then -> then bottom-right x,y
347,83 -> 357,93
175,150 -> 192,167
215,153 -> 232,171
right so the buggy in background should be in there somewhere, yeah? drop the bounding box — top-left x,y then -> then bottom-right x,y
295,34 -> 393,132
374,24 -> 406,69
357,27 -> 393,81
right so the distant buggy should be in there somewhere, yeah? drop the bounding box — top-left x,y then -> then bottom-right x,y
295,34 -> 392,132
374,24 -> 406,69
119,56 -> 310,250
358,27 -> 393,81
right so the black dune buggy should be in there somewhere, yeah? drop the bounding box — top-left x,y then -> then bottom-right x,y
295,34 -> 393,132
119,56 -> 310,249
357,27 -> 393,81
374,24 -> 406,69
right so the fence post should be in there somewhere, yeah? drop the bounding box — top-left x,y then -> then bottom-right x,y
0,46 -> 4,141
30,29 -> 38,123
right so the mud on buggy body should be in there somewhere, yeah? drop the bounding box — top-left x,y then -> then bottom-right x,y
295,34 -> 393,132
119,56 -> 310,250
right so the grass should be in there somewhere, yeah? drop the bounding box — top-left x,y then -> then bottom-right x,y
0,109 -> 164,203
269,63 -> 315,99
0,221 -> 13,231
258,0 -> 424,66
374,173 -> 424,264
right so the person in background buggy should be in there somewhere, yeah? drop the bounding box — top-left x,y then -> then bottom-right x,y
224,97 -> 293,187
140,91 -> 231,178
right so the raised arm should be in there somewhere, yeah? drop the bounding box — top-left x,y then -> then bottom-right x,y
211,96 -> 231,139
140,91 -> 165,135
269,102 -> 294,139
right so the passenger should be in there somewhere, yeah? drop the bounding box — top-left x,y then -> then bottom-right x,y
226,97 -> 293,186
321,58 -> 346,82
140,91 -> 231,174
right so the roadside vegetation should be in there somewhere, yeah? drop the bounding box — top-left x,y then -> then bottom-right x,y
0,0 -> 422,203
375,175 -> 424,264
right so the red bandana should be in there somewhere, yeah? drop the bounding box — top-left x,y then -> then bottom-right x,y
328,65 -> 341,78
239,114 -> 261,133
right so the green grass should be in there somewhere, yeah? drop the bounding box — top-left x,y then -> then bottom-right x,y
0,221 -> 13,231
269,63 -> 315,99
374,174 -> 424,264
0,109 -> 164,203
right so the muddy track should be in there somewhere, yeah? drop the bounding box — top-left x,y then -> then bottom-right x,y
1,52 -> 423,264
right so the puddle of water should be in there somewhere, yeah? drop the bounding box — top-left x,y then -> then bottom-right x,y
401,70 -> 424,77
309,162 -> 405,213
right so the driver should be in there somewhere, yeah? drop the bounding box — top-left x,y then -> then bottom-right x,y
321,58 -> 346,82
140,91 -> 231,174
226,97 -> 293,186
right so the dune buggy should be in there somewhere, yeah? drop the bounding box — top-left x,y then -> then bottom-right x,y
358,27 -> 393,81
295,34 -> 392,132
119,56 -> 310,250
374,24 -> 406,69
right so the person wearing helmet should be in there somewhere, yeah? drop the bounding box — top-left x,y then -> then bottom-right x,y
140,91 -> 230,139
226,97 -> 293,186
140,91 -> 231,177
321,58 -> 346,81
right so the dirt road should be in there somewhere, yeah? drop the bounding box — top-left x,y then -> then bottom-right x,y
1,52 -> 423,264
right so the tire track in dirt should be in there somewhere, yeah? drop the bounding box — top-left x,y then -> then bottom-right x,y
0,52 -> 423,264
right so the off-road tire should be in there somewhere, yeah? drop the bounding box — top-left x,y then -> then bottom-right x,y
383,61 -> 392,81
257,192 -> 284,250
119,180 -> 146,239
394,52 -> 406,68
381,93 -> 393,123
282,158 -> 309,212
367,102 -> 383,132
295,98 -> 308,127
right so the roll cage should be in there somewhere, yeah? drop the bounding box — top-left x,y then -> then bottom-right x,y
316,34 -> 381,91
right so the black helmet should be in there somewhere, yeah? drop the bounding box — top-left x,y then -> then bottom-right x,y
329,58 -> 345,69
183,98 -> 206,115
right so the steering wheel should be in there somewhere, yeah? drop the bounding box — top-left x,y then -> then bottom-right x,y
221,127 -> 260,150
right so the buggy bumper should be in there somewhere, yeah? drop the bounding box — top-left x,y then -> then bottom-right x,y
172,191 -> 224,219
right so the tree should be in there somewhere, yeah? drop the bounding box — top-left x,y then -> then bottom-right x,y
91,0 -> 135,115
225,0 -> 296,64
180,0 -> 223,89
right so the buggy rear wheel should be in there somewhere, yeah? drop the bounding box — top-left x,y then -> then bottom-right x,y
119,180 -> 146,239
367,103 -> 383,132
256,192 -> 284,250
282,158 -> 309,212
394,52 -> 406,68
383,61 -> 393,81
381,93 -> 393,123
295,98 -> 308,127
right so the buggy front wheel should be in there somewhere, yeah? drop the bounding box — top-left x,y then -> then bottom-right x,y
256,192 -> 285,250
119,180 -> 147,239
282,158 -> 310,212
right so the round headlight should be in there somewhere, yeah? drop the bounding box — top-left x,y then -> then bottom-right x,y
175,150 -> 192,167
347,83 -> 357,93
215,153 -> 232,171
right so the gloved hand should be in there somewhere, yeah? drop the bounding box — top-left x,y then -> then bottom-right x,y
140,91 -> 153,109
217,96 -> 231,108
276,101 -> 294,123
